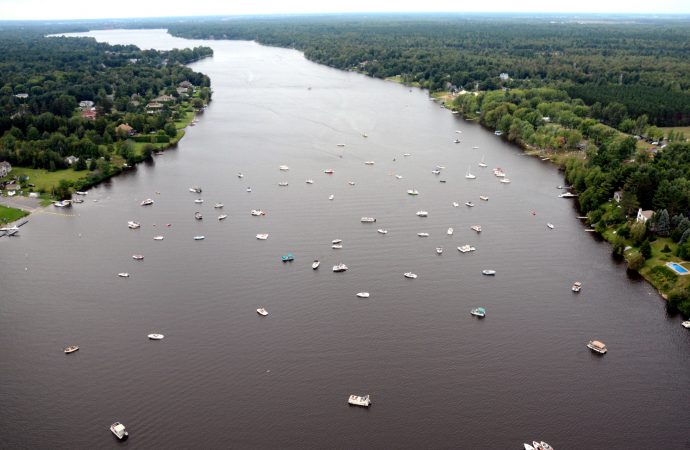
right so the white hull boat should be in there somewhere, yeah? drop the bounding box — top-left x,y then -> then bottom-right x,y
447,228 -> 453,235
251,210 -> 265,216
193,236 -> 205,240
547,223 -> 555,229
436,247 -> 443,254
348,394 -> 371,407
141,199 -> 154,206
218,214 -> 228,220
127,221 -> 140,229
257,308 -> 268,316
356,292 -> 370,298
416,211 -> 428,217
361,217 -> 376,223
417,232 -> 430,237
482,269 -> 496,276
333,263 -> 348,272
214,203 -> 224,209
404,272 -> 417,279
328,194 -> 334,200
256,234 -> 269,240
681,320 -> 690,329
110,422 -> 128,440
153,236 -> 164,240
132,255 -> 144,260
148,333 -> 164,340
118,273 -> 129,278
377,229 -> 388,234
312,260 -> 320,270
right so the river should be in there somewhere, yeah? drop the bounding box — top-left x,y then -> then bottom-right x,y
1,29 -> 689,449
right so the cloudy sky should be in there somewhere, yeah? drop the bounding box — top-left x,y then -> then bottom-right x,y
1,0 -> 689,20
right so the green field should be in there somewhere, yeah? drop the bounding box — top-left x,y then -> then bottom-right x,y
0,205 -> 28,225
6,167 -> 87,193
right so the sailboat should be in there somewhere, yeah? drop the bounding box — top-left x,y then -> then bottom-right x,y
465,166 -> 476,180
478,155 -> 487,168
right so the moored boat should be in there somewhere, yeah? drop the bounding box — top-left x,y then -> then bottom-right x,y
547,222 -> 554,229
332,239 -> 343,244
189,186 -> 202,193
587,340 -> 607,354
63,345 -> 79,354
361,217 -> 377,223
194,198 -> 204,204
251,209 -> 266,216
132,255 -> 144,260
452,201 -> 459,207
482,269 -> 496,275
110,422 -> 128,440
364,161 -> 375,165
305,179 -> 314,184
333,263 -> 348,272
257,308 -> 268,316
256,233 -> 269,240
470,307 -> 486,318
312,260 -> 320,270
324,169 -> 334,174
404,272 -> 417,279
332,244 -> 343,249
356,292 -> 370,298
147,333 -> 164,340
500,178 -> 511,184
328,194 -> 334,200
193,236 -> 205,240
479,195 -> 489,201
214,203 -> 224,209
279,165 -> 289,171
447,227 -> 453,235
153,235 -> 164,240
140,198 -> 154,206
682,320 -> 690,329
417,232 -> 430,237
194,212 -> 203,220
348,394 -> 371,407
416,211 -> 428,217
118,272 -> 130,278
218,214 -> 228,220
281,253 -> 294,262
436,247 -> 443,254
572,281 -> 582,292
407,189 -> 419,195
377,229 -> 388,234
470,225 -> 482,233
465,201 -> 474,207
128,221 -> 140,229
278,181 -> 288,187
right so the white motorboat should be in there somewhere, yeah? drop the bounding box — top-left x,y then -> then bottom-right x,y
53,200 -> 71,207
524,444 -> 535,450
257,308 -> 268,316
436,247 -> 443,254
141,198 -> 154,206
500,178 -> 511,184
458,245 -> 476,253
193,236 -> 205,240
153,235 -> 164,240
361,217 -> 377,223
218,214 -> 228,220
681,320 -> 690,329
324,169 -> 334,174
452,201 -> 459,207
333,263 -> 348,272
246,187 -> 252,193
251,209 -> 265,216
395,174 -> 403,179
279,165 -> 289,171
494,130 -> 503,136
336,144 -> 345,147
194,212 -> 203,220
64,345 -> 79,354
587,340 -> 607,354
147,333 -> 164,340
478,155 -> 487,167
237,172 -> 244,178
348,394 -> 371,407
256,234 -> 269,240
493,168 -> 506,177
470,307 -> 486,318
407,189 -> 419,195
356,292 -> 370,298
465,166 -> 476,179
189,186 -> 202,193
472,146 -> 479,150
332,244 -> 343,249
194,198 -> 204,204
431,169 -> 441,175
403,153 -> 411,157
332,239 -> 343,244
214,203 -> 224,208
482,269 -> 496,276
377,229 -> 388,234
128,221 -> 140,229
118,273 -> 129,278
479,195 -> 489,201
305,179 -> 314,184
364,161 -> 375,165
278,182 -> 289,187
348,181 -> 356,186
447,227 -> 454,235
465,201 -> 475,207
416,211 -> 428,217
547,223 -> 555,229
328,194 -> 335,200
558,192 -> 578,198
312,260 -> 320,270
470,225 -> 482,233
404,272 -> 418,279
75,191 -> 87,196
132,255 -> 144,260
417,232 -> 430,237
110,422 -> 128,440
572,281 -> 582,292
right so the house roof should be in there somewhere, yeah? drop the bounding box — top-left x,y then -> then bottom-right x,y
639,210 -> 654,219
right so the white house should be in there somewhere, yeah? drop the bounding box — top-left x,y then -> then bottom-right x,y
636,208 -> 654,223
64,155 -> 79,165
613,191 -> 623,203
0,161 -> 11,177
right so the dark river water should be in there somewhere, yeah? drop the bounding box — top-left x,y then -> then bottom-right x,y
1,29 -> 689,450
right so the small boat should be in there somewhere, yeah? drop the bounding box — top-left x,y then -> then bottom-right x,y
140,198 -> 154,206
305,179 -> 314,184
472,146 -> 479,150
436,165 -> 446,170
470,225 -> 482,233
403,153 -> 411,157
279,165 -> 289,171
416,211 -> 428,217
587,340 -> 607,354
524,444 -> 535,450
332,244 -> 343,249
500,178 -> 511,184
75,191 -> 87,196
194,198 -> 204,204
281,253 -> 294,262
572,281 -> 582,292
377,229 -> 388,234
72,198 -> 85,204
404,272 -> 417,279
534,442 -> 555,450
336,144 -> 345,147
453,138 -> 461,143
558,192 -> 578,198
494,130 -> 503,136
193,236 -> 205,240
332,239 -> 343,244
194,212 -> 203,220
324,169 -> 334,174
348,394 -> 371,407
362,133 -> 368,138
118,273 -> 130,278
328,194 -> 335,200
128,221 -> 140,229
237,173 -> 244,178
251,210 -> 266,216
458,245 -> 476,253
465,166 -> 476,179
312,260 -> 320,270
470,307 -> 486,318
333,263 -> 348,272
256,234 -> 269,240
465,201 -> 474,207
218,214 -> 228,220
395,174 -> 403,179
431,169 -> 441,175
257,308 -> 268,316
189,186 -> 202,193
436,247 -> 443,254
440,179 -> 447,183
681,320 -> 690,329
132,255 -> 144,260
278,182 -> 289,187
63,345 -> 79,354
110,422 -> 128,440
447,227 -> 454,235
153,235 -> 164,240
356,292 -> 370,298
479,195 -> 489,201
482,269 -> 496,276
407,189 -> 419,196
417,232 -> 430,237
452,202 -> 459,207
361,217 -> 376,223
214,203 -> 224,209
348,181 -> 356,186
547,222 -> 554,229
246,187 -> 252,192
147,333 -> 164,340
493,168 -> 506,177
364,161 -> 375,165
478,155 -> 487,167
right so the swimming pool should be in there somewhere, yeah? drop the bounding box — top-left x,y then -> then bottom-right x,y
666,262 -> 689,275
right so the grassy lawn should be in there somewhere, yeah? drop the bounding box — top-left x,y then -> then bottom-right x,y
661,126 -> 690,139
0,205 -> 28,225
7,167 -> 87,193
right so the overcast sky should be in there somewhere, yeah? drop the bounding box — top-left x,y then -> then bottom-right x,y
1,0 -> 689,20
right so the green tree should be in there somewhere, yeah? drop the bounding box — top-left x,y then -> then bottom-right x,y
640,239 -> 652,259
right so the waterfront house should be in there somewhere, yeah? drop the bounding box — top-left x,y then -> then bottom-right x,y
64,155 -> 79,166
79,100 -> 94,110
152,95 -> 175,103
636,208 -> 654,223
81,109 -> 97,120
0,161 -> 11,177
613,191 -> 623,203
146,102 -> 164,113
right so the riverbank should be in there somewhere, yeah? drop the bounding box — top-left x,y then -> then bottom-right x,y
0,204 -> 29,226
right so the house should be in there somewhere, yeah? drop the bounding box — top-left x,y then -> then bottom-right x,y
146,102 -> 164,113
79,100 -> 94,110
176,87 -> 189,96
179,81 -> 193,89
81,109 -> 97,120
499,73 -> 510,82
115,123 -> 134,137
0,161 -> 11,177
152,95 -> 175,103
613,191 -> 623,203
65,156 -> 80,165
636,208 -> 654,223
14,93 -> 28,99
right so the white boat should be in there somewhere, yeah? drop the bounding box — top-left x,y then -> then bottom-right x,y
377,229 -> 388,234
256,234 -> 269,240
336,144 -> 346,147
7,190 -> 15,196
465,166 -> 476,179
324,169 -> 334,174
278,182 -> 288,187
193,235 -> 205,241
681,320 -> 690,329
118,273 -> 129,278
493,168 -> 506,177
332,239 -> 343,244
312,260 -> 320,270
194,212 -> 203,220
53,200 -> 71,207
416,211 -> 428,217
547,223 -> 555,229
572,281 -> 582,292
364,161 -> 375,165
436,247 -> 443,254
404,272 -> 417,279
147,333 -> 164,340
431,169 -> 441,175
472,146 -> 479,150
452,202 -> 459,207
251,209 -> 265,216
470,307 -> 486,318
127,221 -> 140,229
279,165 -> 289,171
482,269 -> 496,275
333,263 -> 348,272
110,422 -> 128,440
458,245 -> 476,253
453,138 -> 461,143
403,153 -> 411,157
189,186 -> 202,193
494,130 -> 503,136
257,308 -> 268,316
500,178 -> 511,184
141,198 -> 154,206
395,174 -> 403,179
447,227 -> 454,235
218,214 -> 228,220
479,195 -> 489,201
237,173 -> 244,178
348,394 -> 371,407
465,201 -> 474,207
534,442 -> 554,450
74,191 -> 87,196
305,179 -> 314,184
72,198 -> 84,204
153,235 -> 164,240
132,255 -> 144,260
332,244 -> 343,249
587,340 -> 607,354
356,292 -> 370,298
524,444 -> 535,450
558,192 -> 578,198
361,217 -> 377,223
407,189 -> 419,195
64,345 -> 79,354
194,198 -> 204,204
348,181 -> 356,186
246,187 -> 252,192
417,232 -> 430,237
214,203 -> 224,209
328,194 -> 334,200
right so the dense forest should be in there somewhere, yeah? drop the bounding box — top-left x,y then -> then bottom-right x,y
163,15 -> 690,127
0,25 -> 212,176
